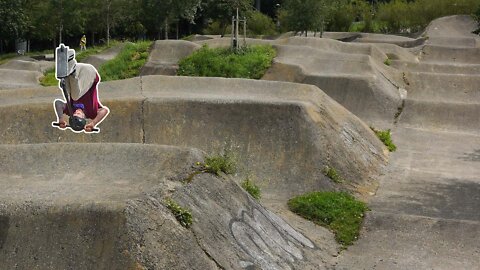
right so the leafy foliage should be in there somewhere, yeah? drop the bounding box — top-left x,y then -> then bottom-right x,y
178,45 -> 276,79
241,177 -> 261,200
165,198 -> 193,228
288,191 -> 369,246
247,11 -> 277,36
371,128 -> 397,152
202,151 -> 237,176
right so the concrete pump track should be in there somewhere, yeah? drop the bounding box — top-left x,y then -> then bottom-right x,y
0,15 -> 478,269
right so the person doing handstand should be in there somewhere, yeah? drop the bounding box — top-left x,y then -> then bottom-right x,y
53,48 -> 109,132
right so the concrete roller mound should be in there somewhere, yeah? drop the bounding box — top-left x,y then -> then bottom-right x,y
140,40 -> 201,76
337,15 -> 480,269
0,76 -> 387,200
0,57 -> 53,90
261,37 -> 408,125
0,75 -> 387,268
0,143 -> 336,269
82,43 -> 126,69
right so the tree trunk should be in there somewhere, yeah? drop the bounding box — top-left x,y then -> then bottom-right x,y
176,22 -> 179,40
164,17 -> 169,40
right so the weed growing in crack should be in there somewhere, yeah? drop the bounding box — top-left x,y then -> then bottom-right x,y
165,198 -> 193,228
323,165 -> 344,183
371,127 -> 397,152
241,176 -> 261,200
201,147 -> 237,176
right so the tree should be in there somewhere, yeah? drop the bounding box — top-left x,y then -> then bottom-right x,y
202,0 -> 254,36
282,0 -> 336,36
0,0 -> 28,52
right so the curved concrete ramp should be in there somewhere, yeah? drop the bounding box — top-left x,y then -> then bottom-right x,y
140,40 -> 200,76
82,43 -> 126,69
0,143 -> 335,269
0,57 -> 54,89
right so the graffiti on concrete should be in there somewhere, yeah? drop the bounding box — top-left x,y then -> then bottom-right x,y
230,203 -> 315,270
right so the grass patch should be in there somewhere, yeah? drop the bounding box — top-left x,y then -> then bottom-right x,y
39,67 -> 57,86
288,191 -> 368,246
202,150 -> 237,176
165,198 -> 193,228
384,58 -> 392,66
323,165 -> 344,183
371,127 -> 397,152
99,41 -> 152,81
177,44 -> 276,79
241,176 -> 261,200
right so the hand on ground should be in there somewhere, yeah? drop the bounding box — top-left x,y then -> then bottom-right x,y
85,122 -> 95,132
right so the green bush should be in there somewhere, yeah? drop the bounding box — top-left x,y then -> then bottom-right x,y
384,58 -> 392,66
203,150 -> 237,176
247,11 -> 277,36
323,166 -> 344,183
177,44 -> 276,79
241,177 -> 261,200
99,41 -> 152,81
372,128 -> 397,152
165,198 -> 193,228
288,191 -> 368,246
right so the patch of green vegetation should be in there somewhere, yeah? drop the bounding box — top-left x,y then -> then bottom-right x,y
0,53 -> 17,65
202,150 -> 237,176
177,44 -> 276,79
349,20 -> 388,33
99,41 -> 152,81
288,191 -> 369,247
384,58 -> 392,66
323,166 -> 344,183
165,198 -> 193,228
39,67 -> 57,86
241,176 -> 261,200
371,127 -> 397,152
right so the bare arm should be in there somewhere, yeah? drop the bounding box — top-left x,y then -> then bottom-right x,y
54,99 -> 67,128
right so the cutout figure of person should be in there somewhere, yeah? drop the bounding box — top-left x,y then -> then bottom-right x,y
80,35 -> 87,51
52,47 -> 109,133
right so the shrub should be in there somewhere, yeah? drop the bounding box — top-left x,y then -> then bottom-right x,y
203,150 -> 237,176
371,128 -> 397,152
247,11 -> 277,36
177,44 -> 276,79
288,191 -> 368,246
323,165 -> 344,183
165,198 -> 193,228
384,58 -> 392,66
241,177 -> 261,200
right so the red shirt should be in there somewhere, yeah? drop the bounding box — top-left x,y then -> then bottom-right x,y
64,74 -> 101,119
